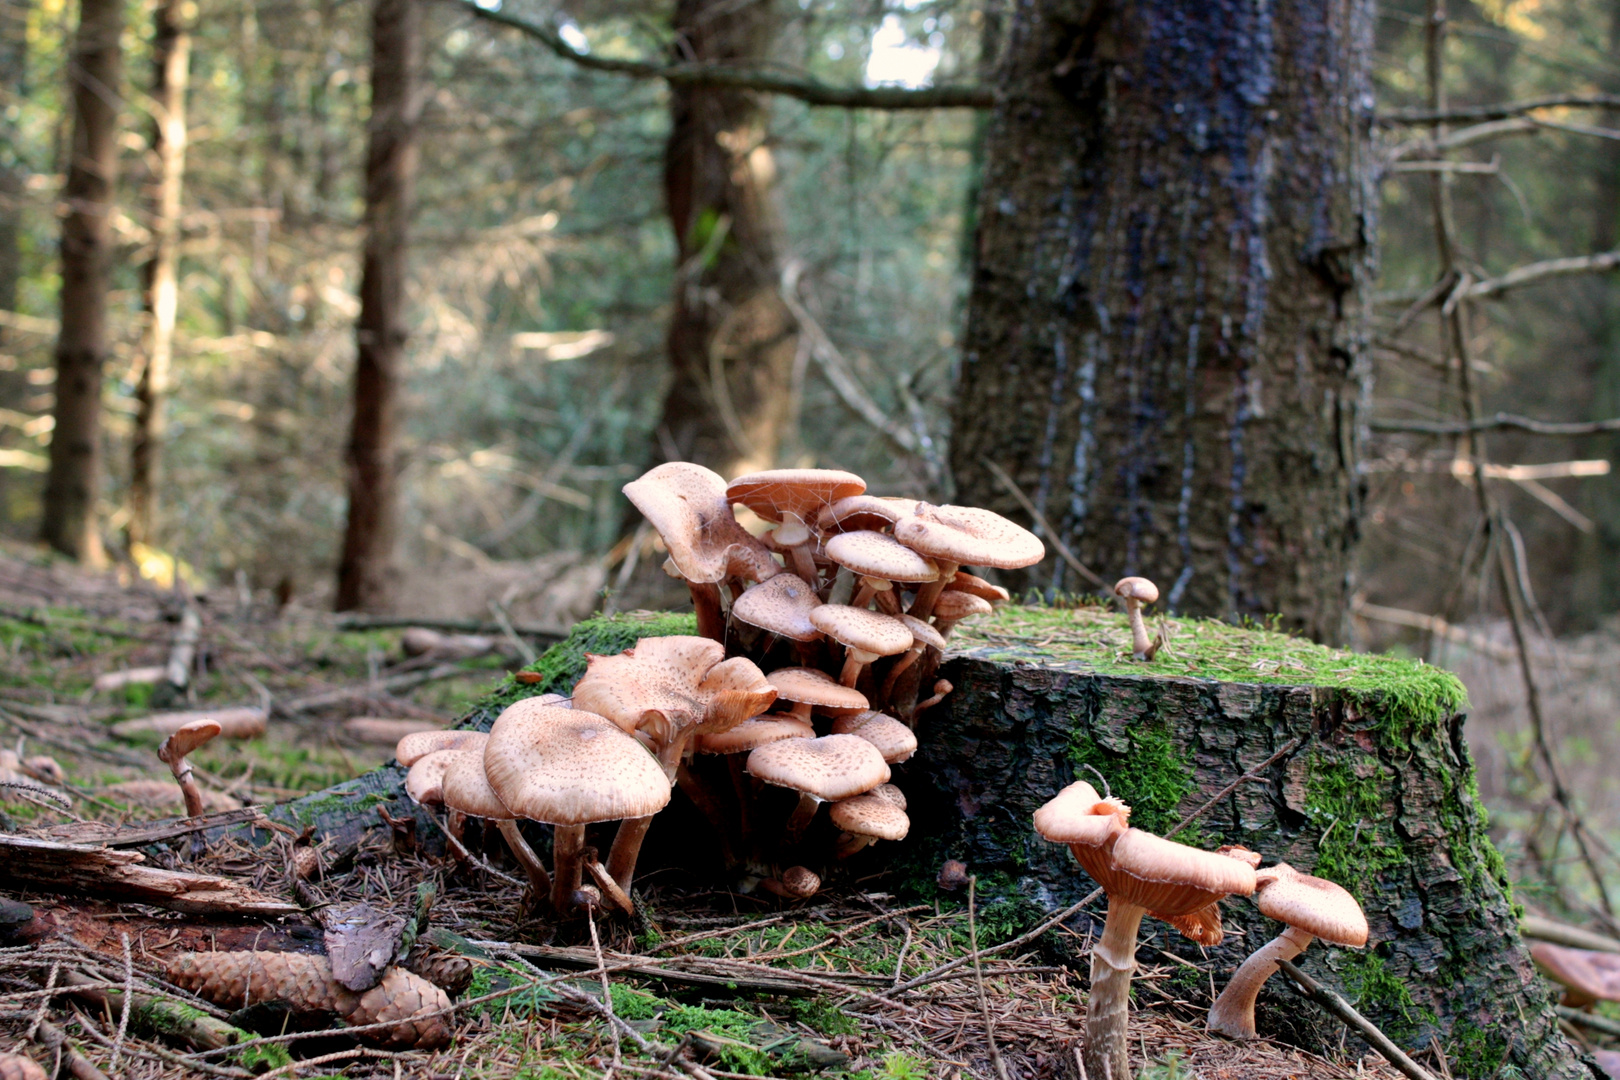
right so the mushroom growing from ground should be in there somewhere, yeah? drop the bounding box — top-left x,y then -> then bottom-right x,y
158,719 -> 222,819
1529,942 -> 1620,1008
693,713 -> 816,864
760,865 -> 821,901
726,469 -> 866,588
395,729 -> 489,766
403,746 -> 467,807
746,733 -> 890,843
808,605 -> 913,688
892,503 -> 1045,620
829,793 -> 909,858
1113,576 -> 1160,660
1207,862 -> 1369,1040
730,573 -> 823,662
930,589 -> 993,638
1034,781 -> 1256,1080
440,747 -> 554,905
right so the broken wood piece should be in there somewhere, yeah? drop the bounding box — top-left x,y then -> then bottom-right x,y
321,901 -> 408,992
0,834 -> 300,916
491,941 -> 814,996
1275,959 -> 1438,1080
1520,914 -> 1620,954
163,602 -> 202,693
584,858 -> 634,916
342,717 -> 444,744
401,627 -> 496,660
31,1019 -> 109,1080
91,666 -> 168,693
111,706 -> 267,739
59,968 -> 252,1052
0,1054 -> 45,1080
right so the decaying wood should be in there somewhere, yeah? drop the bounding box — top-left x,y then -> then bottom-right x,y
162,602 -> 201,694
1520,915 -> 1620,954
0,835 -> 299,916
111,706 -> 266,739
341,717 -> 443,745
95,780 -> 244,814
91,667 -> 166,693
31,1018 -> 109,1080
320,901 -> 407,992
41,806 -> 261,847
27,900 -> 323,959
59,968 -> 252,1052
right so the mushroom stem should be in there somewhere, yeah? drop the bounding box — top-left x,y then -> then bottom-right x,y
786,545 -> 820,590
605,815 -> 656,896
1207,925 -> 1315,1040
838,648 -> 878,688
495,819 -> 553,902
874,589 -> 901,616
879,647 -> 923,708
1124,600 -> 1152,659
784,791 -> 821,843
162,750 -> 205,819
688,581 -> 726,642
916,679 -> 952,713
906,560 -> 959,621
550,824 -> 587,916
835,831 -> 875,859
1085,899 -> 1147,1080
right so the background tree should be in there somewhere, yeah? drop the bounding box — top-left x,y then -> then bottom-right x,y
0,0 -> 30,524
949,0 -> 1375,643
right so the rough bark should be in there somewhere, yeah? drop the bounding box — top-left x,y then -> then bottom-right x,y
335,0 -> 421,612
0,0 -> 29,527
128,0 -> 191,550
41,0 -> 125,562
654,0 -> 798,478
950,0 -> 1375,642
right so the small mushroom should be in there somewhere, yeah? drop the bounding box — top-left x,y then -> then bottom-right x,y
731,573 -> 823,648
760,865 -> 822,901
825,531 -> 938,610
808,605 -> 913,688
1207,863 -> 1369,1040
396,729 -> 489,767
830,794 -> 909,858
157,719 -> 222,819
892,503 -> 1044,620
879,614 -> 946,709
830,711 -> 917,764
440,747 -> 554,907
948,571 -> 1011,607
1529,942 -> 1620,1008
937,859 -> 970,891
1113,576 -> 1160,660
764,667 -> 868,723
815,495 -> 918,535
916,679 -> 953,712
727,469 -> 867,588
404,747 -> 467,807
869,782 -> 906,810
930,590 -> 993,638
746,733 -> 890,844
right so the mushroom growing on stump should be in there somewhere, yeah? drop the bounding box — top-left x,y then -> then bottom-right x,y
929,589 -> 993,639
1034,781 -> 1257,1080
879,615 -> 946,710
623,462 -> 781,641
440,747 -> 554,906
1113,576 -> 1160,660
694,713 -> 816,863
395,729 -> 489,767
815,495 -> 918,535
947,570 -> 1011,607
892,503 -> 1045,621
730,573 -> 823,664
158,719 -> 221,819
1207,862 -> 1369,1040
829,793 -> 909,858
404,746 -> 468,807
726,469 -> 866,588
808,605 -> 913,689
764,667 -> 868,724
830,711 -> 917,764
746,733 -> 890,844
824,531 -> 938,611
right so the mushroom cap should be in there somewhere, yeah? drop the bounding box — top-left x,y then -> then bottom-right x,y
1103,828 -> 1258,917
697,657 -> 780,734
816,495 -> 919,535
1113,576 -> 1160,605
572,636 -> 771,742
696,714 -> 816,755
808,606 -> 913,657
746,734 -> 891,802
766,667 -> 869,712
1033,782 -> 1130,846
440,748 -> 514,821
830,711 -> 918,763
949,571 -> 1011,605
932,590 -> 994,622
897,614 -> 946,652
484,703 -> 670,826
870,782 -> 907,810
1530,943 -> 1620,1006
825,531 -> 939,584
726,469 -> 867,525
731,574 -> 823,642
623,462 -> 779,584
830,795 -> 910,841
893,503 -> 1045,570
777,866 -> 822,898
396,729 -> 488,767
404,749 -> 457,806
1254,863 -> 1369,947
159,719 -> 222,763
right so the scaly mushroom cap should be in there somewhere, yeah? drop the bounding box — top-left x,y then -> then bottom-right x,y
932,590 -> 994,622
1113,576 -> 1159,605
484,703 -> 670,826
440,747 -> 514,821
778,866 -> 822,898
731,574 -> 823,641
816,495 -> 920,535
1531,943 -> 1620,1007
896,614 -> 946,652
766,668 -> 869,713
808,606 -> 913,657
1033,782 -> 1130,846
1254,863 -> 1369,947
830,710 -> 918,763
830,795 -> 910,841
396,729 -> 488,767
159,719 -> 222,764
893,503 -> 1045,570
746,734 -> 891,802
697,657 -> 779,734
572,636 -> 772,743
949,571 -> 1011,606
870,782 -> 907,810
623,462 -> 779,584
726,469 -> 867,526
825,531 -> 939,584
404,749 -> 458,806
696,714 -> 816,755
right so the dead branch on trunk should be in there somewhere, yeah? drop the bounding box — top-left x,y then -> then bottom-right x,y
1379,93 -> 1620,125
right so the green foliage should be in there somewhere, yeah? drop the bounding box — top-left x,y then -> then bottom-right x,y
608,984 -> 663,1020
849,1052 -> 931,1080
786,998 -> 860,1037
662,1004 -> 776,1074
1334,950 -> 1431,1043
462,962 -> 559,1019
233,1042 -> 295,1072
1302,756 -> 1410,898
1138,1051 -> 1191,1080
1068,719 -> 1196,838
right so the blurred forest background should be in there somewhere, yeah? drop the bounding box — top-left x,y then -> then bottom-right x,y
2,0 -> 1620,911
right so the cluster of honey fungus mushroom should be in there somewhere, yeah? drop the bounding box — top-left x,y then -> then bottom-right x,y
1035,780 -> 1370,1079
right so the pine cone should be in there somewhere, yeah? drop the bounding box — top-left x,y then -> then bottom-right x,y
0,1054 -> 46,1080
402,946 -> 475,997
348,967 -> 453,1049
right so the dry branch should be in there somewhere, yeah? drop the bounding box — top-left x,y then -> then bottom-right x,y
1379,93 -> 1620,125
1464,248 -> 1620,300
1520,916 -> 1620,954
1275,959 -> 1438,1080
1372,413 -> 1620,436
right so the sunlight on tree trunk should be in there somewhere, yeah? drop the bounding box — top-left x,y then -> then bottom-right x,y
335,0 -> 420,612
0,0 -> 29,527
42,0 -> 125,563
950,0 -> 1375,643
128,0 -> 192,551
655,0 -> 798,479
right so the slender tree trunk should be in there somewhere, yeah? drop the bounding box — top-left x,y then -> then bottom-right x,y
127,0 -> 191,550
0,0 -> 30,527
949,0 -> 1375,643
334,0 -> 420,612
41,0 -> 125,562
654,0 -> 797,478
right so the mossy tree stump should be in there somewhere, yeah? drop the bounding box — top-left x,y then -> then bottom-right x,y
265,608 -> 1589,1080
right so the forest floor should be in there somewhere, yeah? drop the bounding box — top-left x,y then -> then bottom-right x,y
0,539 -> 1440,1078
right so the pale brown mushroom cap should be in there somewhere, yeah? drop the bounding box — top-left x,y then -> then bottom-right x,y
484,704 -> 670,826
870,782 -> 907,810
830,710 -> 918,763
1531,943 -> 1620,1006
897,614 -> 946,652
1254,863 -> 1369,947
893,503 -> 1045,570
932,590 -> 994,622
1033,782 -> 1130,846
731,574 -> 823,641
404,749 -> 457,806
159,719 -> 222,764
1106,828 -> 1258,917
624,462 -> 779,583
396,729 -> 488,767
726,469 -> 866,524
808,606 -> 913,658
1113,576 -> 1160,605
571,636 -> 726,735
746,734 -> 891,802
441,747 -> 515,821
779,866 -> 822,898
825,531 -> 939,584
766,667 -> 869,712
816,495 -> 920,534
696,714 -> 816,755
696,656 -> 779,734
830,795 -> 910,841
950,571 -> 1011,605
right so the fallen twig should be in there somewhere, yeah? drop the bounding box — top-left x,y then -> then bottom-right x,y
1275,959 -> 1437,1080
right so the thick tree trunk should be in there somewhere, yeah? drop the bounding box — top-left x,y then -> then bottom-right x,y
335,0 -> 421,612
0,0 -> 29,527
950,0 -> 1375,642
41,0 -> 125,562
654,0 -> 798,478
127,0 -> 191,550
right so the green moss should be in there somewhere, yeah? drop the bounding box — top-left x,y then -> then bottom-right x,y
786,998 -> 861,1037
285,790 -> 389,827
1069,719 -> 1196,838
608,984 -> 663,1020
954,604 -> 1467,746
476,611 -> 699,715
1446,1014 -> 1509,1075
1334,950 -> 1432,1042
1302,756 -> 1409,899
234,1041 -> 294,1072
663,1004 -> 777,1074
849,1053 -> 931,1080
